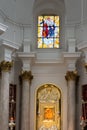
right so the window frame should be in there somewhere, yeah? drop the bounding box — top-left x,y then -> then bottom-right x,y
37,15 -> 60,49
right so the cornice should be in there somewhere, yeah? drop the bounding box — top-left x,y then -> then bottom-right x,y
17,52 -> 36,59
0,23 -> 8,35
77,41 -> 87,51
0,9 -> 31,27
35,58 -> 64,64
63,52 -> 81,58
0,38 -> 21,50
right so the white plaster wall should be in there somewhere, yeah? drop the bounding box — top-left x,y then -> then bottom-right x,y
76,23 -> 87,45
83,0 -> 87,21
0,15 -> 32,46
0,21 -> 23,44
29,64 -> 68,130
65,0 -> 81,24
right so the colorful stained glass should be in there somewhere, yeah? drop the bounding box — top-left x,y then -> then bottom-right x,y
37,16 -> 60,48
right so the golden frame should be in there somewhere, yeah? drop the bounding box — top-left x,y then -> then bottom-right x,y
35,83 -> 62,130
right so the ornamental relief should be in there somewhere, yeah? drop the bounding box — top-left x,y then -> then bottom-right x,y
38,85 -> 60,102
36,84 -> 61,130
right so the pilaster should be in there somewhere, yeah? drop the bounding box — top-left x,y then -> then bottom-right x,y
0,61 -> 13,130
64,51 -> 80,130
0,39 -> 20,130
17,41 -> 35,130
77,41 -> 87,71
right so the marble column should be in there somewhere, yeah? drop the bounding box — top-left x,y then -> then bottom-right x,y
20,70 -> 33,130
65,71 -> 78,130
0,67 -> 1,129
0,61 -> 13,130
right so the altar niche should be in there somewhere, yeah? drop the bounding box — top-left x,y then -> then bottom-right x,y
36,84 -> 61,130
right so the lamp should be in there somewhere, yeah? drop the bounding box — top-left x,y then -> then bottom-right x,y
9,117 -> 15,130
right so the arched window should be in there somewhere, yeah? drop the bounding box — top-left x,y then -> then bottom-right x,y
33,0 -> 65,50
37,15 -> 60,48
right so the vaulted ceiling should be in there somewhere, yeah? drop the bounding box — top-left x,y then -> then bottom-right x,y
0,0 -> 86,25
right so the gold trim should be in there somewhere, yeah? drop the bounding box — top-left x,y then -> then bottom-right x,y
35,84 -> 62,130
65,70 -> 78,81
34,83 -> 63,130
19,70 -> 33,84
0,60 -> 13,72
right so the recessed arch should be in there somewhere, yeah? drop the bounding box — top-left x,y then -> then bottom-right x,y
35,83 -> 62,130
32,0 -> 65,50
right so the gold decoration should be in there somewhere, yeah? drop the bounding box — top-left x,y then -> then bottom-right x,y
0,66 -> 1,77
44,108 -> 54,120
36,84 -> 61,130
65,70 -> 78,81
19,70 -> 33,84
84,63 -> 87,72
0,60 -> 13,72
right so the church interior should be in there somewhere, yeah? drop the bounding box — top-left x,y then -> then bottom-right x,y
0,0 -> 87,130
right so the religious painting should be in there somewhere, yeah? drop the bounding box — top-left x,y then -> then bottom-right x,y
44,107 -> 55,120
38,16 -> 60,48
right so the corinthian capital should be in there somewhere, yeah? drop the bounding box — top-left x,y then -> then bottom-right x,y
0,66 -> 1,77
19,70 -> 33,84
0,60 -> 13,72
65,70 -> 78,81
84,63 -> 87,72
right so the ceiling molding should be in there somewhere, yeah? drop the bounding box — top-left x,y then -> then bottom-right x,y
0,8 -> 32,27
0,23 -> 8,35
0,38 -> 21,50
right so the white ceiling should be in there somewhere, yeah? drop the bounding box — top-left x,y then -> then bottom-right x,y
0,0 -> 87,25
0,0 -> 35,25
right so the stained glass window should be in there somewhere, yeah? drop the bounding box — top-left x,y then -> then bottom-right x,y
37,16 -> 60,48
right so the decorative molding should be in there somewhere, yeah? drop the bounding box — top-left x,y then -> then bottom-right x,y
0,23 -> 8,35
0,38 -> 21,50
17,52 -> 36,59
77,41 -> 87,51
0,8 -> 31,27
63,52 -> 81,58
35,59 -> 64,64
0,60 -> 13,71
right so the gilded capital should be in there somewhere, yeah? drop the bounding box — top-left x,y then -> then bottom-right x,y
0,61 -> 13,72
65,70 -> 78,81
20,70 -> 33,84
84,63 -> 87,71
0,66 -> 1,77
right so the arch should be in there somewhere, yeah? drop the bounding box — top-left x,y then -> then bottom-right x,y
35,83 -> 62,130
32,0 -> 65,50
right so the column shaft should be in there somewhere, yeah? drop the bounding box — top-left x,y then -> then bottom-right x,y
0,72 -> 1,130
20,70 -> 33,130
68,80 -> 76,130
65,71 -> 78,130
1,71 -> 10,130
21,80 -> 30,130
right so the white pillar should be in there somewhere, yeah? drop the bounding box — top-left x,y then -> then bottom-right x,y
20,71 -> 33,130
65,71 -> 78,130
0,61 -> 13,130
